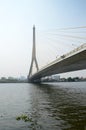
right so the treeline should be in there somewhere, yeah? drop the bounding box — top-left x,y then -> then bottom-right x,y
41,76 -> 86,82
60,77 -> 86,82
0,77 -> 27,83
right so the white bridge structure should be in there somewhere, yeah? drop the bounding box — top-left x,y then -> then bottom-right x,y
28,26 -> 86,83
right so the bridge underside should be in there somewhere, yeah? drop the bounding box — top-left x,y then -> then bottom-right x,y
28,50 -> 86,83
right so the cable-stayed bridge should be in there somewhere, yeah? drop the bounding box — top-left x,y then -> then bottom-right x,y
28,26 -> 86,83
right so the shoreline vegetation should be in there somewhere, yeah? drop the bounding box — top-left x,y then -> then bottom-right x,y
0,76 -> 86,83
0,77 -> 27,83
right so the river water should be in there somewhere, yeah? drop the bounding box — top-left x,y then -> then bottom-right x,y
0,82 -> 86,130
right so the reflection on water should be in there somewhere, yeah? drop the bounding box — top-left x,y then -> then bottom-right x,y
0,82 -> 86,130
29,83 -> 86,130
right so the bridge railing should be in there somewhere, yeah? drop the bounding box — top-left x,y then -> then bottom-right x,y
64,43 -> 86,58
38,43 -> 86,72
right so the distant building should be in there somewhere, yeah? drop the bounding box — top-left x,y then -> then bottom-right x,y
52,75 -> 60,81
41,75 -> 60,82
19,76 -> 26,81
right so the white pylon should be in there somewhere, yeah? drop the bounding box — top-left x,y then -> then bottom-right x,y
29,25 -> 39,77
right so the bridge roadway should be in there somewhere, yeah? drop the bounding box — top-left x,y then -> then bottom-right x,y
29,43 -> 86,82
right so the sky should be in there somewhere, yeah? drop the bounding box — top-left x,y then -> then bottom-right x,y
0,0 -> 86,78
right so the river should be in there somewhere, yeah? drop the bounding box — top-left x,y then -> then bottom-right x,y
0,82 -> 86,130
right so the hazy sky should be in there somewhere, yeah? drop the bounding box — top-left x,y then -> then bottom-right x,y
0,0 -> 86,78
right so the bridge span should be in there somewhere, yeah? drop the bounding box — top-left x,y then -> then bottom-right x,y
28,43 -> 86,83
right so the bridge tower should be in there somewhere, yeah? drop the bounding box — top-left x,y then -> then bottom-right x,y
29,25 -> 39,77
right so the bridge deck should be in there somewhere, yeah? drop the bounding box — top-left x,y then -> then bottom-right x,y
29,43 -> 86,82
